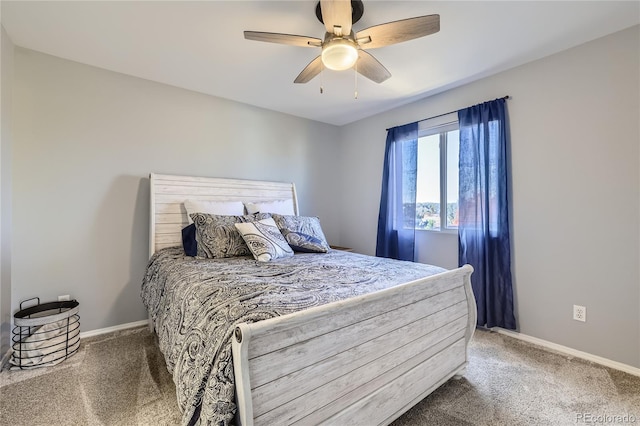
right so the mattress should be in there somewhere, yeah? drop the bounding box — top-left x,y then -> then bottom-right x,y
141,246 -> 446,425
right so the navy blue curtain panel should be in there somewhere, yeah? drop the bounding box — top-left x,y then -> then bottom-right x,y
376,122 -> 418,261
458,98 -> 516,329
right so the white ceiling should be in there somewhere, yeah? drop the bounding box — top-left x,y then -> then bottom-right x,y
2,1 -> 639,126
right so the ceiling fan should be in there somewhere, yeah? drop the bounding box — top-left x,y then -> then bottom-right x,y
244,0 -> 439,84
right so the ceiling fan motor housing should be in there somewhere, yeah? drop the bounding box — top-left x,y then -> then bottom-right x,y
315,0 -> 364,25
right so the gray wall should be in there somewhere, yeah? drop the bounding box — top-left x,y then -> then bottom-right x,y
338,26 -> 640,368
12,48 -> 342,332
0,25 -> 14,358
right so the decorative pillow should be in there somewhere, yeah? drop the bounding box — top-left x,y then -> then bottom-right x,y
244,199 -> 295,216
184,199 -> 245,224
234,218 -> 294,262
190,213 -> 271,258
271,214 -> 329,253
181,223 -> 197,256
284,232 -> 327,253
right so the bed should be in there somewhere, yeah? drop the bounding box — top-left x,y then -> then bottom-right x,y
142,173 -> 476,426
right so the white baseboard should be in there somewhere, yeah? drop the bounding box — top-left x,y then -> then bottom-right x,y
79,319 -> 148,339
493,328 -> 640,377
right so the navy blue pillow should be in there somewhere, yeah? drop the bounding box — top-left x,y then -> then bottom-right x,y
181,224 -> 197,257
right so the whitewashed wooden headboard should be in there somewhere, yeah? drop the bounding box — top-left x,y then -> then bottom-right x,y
149,173 -> 298,256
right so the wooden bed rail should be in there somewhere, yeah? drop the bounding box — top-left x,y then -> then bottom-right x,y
232,264 -> 475,426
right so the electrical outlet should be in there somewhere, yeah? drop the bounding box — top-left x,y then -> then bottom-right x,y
573,305 -> 586,322
58,295 -> 70,301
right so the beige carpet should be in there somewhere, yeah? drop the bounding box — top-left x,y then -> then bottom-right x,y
0,328 -> 180,425
1,327 -> 638,426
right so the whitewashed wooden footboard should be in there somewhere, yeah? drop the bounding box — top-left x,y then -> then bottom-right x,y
232,264 -> 476,426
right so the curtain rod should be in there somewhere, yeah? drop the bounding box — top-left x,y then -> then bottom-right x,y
385,95 -> 510,131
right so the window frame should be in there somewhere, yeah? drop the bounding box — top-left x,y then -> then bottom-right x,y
416,116 -> 459,234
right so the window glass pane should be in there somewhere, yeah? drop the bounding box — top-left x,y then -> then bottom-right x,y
416,135 -> 440,230
446,130 -> 459,228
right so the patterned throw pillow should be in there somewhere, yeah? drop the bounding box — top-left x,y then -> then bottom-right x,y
271,215 -> 330,253
284,232 -> 327,253
234,218 -> 294,262
190,213 -> 271,258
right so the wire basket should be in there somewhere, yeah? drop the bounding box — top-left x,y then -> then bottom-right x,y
11,297 -> 80,369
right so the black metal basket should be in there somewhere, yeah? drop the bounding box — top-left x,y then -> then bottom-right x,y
11,297 -> 80,369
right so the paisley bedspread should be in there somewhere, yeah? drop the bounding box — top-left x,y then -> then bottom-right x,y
141,246 -> 446,425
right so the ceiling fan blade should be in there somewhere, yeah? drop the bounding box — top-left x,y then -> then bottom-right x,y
244,31 -> 322,48
356,50 -> 391,83
320,0 -> 352,36
294,56 -> 324,83
356,14 -> 440,49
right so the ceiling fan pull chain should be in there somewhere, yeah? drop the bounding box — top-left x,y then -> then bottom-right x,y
354,61 -> 358,99
320,64 -> 324,94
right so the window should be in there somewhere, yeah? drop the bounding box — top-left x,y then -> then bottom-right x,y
415,121 -> 459,231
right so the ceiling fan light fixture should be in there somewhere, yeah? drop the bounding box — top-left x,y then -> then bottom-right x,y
321,38 -> 358,71
245,2 -> 440,85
